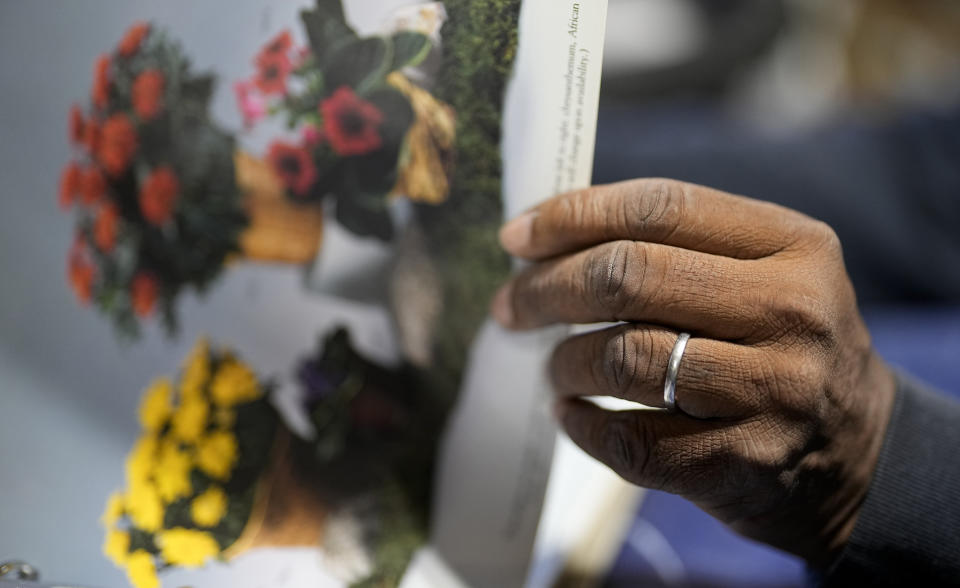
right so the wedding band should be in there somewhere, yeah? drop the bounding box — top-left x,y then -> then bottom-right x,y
663,332 -> 691,413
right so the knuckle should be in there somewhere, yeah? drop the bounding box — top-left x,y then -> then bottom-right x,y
603,418 -> 645,477
782,358 -> 829,413
624,178 -> 686,240
586,241 -> 639,316
805,220 -> 844,257
599,329 -> 633,396
745,352 -> 826,418
598,329 -> 653,398
730,420 -> 802,473
759,285 -> 834,343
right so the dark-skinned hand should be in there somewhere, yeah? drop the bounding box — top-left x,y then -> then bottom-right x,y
491,178 -> 896,567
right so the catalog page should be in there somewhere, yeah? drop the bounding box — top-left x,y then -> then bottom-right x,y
0,1 -> 614,587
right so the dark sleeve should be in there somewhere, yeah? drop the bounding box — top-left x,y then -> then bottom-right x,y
822,375 -> 960,586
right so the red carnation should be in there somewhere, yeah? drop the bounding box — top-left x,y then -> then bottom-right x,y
93,203 -> 120,252
98,114 -> 138,177
118,22 -> 150,57
80,166 -> 107,205
320,86 -> 385,156
254,52 -> 292,95
59,162 -> 83,209
130,272 -> 158,317
83,118 -> 101,154
139,166 -> 180,226
69,105 -> 85,145
68,236 -> 96,305
268,141 -> 317,197
260,30 -> 293,59
132,69 -> 165,120
92,54 -> 112,111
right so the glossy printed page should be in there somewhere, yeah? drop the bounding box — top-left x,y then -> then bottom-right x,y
0,1 -> 607,587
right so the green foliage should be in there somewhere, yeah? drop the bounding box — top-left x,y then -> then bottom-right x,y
389,32 -> 432,71
300,0 -> 356,57
417,0 -> 521,400
261,0 -> 433,240
324,37 -> 390,92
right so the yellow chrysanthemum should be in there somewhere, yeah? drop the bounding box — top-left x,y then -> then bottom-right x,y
125,435 -> 159,488
138,377 -> 173,432
102,527 -> 130,566
101,491 -> 125,527
195,430 -> 238,480
191,485 -> 228,527
158,527 -> 221,567
171,394 -> 209,443
213,406 -> 236,430
126,479 -> 164,532
125,550 -> 159,588
154,440 -> 193,503
210,361 -> 261,407
181,338 -> 211,400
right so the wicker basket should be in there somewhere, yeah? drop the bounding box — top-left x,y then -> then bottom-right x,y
235,151 -> 324,264
223,429 -> 327,557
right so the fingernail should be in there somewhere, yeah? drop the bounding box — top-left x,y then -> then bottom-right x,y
490,283 -> 514,327
499,211 -> 537,253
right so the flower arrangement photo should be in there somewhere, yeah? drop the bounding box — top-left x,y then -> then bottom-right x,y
60,23 -> 247,337
101,339 -> 281,588
103,331 -> 434,588
236,0 -> 457,241
296,327 -> 436,588
60,23 -> 329,338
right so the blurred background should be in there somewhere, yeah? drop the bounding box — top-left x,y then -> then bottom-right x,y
597,0 -> 960,586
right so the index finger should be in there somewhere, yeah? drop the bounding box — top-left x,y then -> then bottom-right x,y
500,178 -> 811,261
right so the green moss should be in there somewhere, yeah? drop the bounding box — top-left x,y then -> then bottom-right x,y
353,1 -> 522,585
417,0 -> 521,403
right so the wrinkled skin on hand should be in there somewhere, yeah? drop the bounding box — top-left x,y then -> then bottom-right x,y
491,179 -> 896,567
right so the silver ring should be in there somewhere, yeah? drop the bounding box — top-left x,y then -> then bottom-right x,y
663,332 -> 691,413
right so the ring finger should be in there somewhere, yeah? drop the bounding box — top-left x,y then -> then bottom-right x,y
550,323 -> 765,419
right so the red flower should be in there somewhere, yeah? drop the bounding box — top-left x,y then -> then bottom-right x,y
234,80 -> 266,128
139,166 -> 179,225
320,87 -> 385,156
83,118 -> 101,154
59,162 -> 83,209
268,141 -> 317,197
130,272 -> 158,317
92,54 -> 112,111
98,114 -> 138,177
93,203 -> 120,252
118,22 -> 150,57
260,30 -> 293,59
68,236 -> 96,305
132,69 -> 165,120
80,166 -> 107,205
69,105 -> 85,144
254,52 -> 292,95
